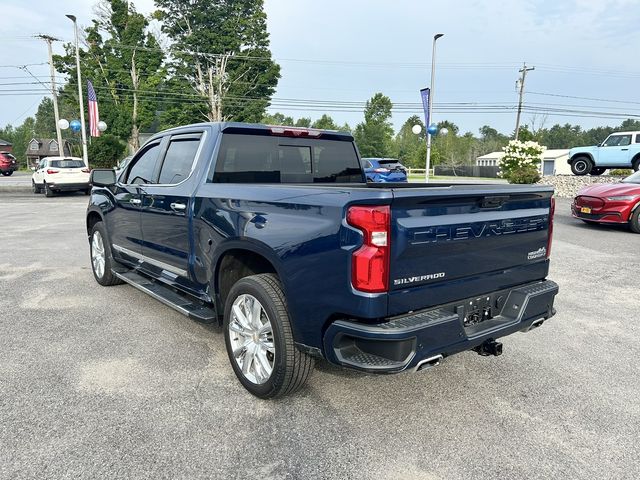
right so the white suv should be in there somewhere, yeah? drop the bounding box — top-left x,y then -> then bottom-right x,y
32,157 -> 91,197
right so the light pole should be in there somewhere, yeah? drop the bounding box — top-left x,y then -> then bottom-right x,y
425,33 -> 444,183
66,14 -> 89,166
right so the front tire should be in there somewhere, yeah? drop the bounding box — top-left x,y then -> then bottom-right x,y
90,222 -> 125,286
224,273 -> 314,399
630,208 -> 640,234
571,157 -> 592,176
2,170 -> 13,176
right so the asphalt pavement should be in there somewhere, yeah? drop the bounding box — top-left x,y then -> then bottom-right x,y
0,193 -> 638,479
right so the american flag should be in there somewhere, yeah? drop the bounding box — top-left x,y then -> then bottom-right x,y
87,80 -> 100,137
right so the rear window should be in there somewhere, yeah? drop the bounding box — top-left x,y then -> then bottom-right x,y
50,159 -> 85,168
378,159 -> 403,166
210,134 -> 363,183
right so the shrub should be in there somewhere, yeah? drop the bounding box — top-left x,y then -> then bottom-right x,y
87,134 -> 127,168
610,169 -> 633,176
498,140 -> 544,184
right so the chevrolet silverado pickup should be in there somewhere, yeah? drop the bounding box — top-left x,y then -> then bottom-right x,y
86,122 -> 558,399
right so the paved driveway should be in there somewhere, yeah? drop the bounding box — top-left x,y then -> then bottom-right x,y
0,194 -> 638,479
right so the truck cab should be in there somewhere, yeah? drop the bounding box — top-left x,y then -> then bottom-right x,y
568,131 -> 640,175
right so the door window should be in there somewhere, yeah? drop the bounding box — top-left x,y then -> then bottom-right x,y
158,137 -> 201,184
603,135 -> 632,147
126,143 -> 160,184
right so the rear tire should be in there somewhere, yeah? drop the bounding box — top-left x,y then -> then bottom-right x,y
571,157 -> 592,176
224,273 -> 314,399
90,222 -> 125,286
630,208 -> 640,234
632,157 -> 640,172
590,167 -> 605,176
44,182 -> 54,197
2,170 -> 12,176
32,181 -> 41,194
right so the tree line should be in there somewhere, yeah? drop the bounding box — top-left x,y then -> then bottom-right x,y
1,0 -> 639,168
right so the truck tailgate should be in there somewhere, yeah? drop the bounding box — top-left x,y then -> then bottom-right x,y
388,185 -> 553,316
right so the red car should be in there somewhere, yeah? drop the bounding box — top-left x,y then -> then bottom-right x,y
571,170 -> 640,233
0,151 -> 17,176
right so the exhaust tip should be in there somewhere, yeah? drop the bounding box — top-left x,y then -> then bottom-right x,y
414,354 -> 443,372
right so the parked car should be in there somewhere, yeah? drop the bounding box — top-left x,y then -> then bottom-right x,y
571,170 -> 640,232
86,122 -> 558,399
568,131 -> 640,175
0,151 -> 18,176
31,156 -> 90,197
362,157 -> 408,182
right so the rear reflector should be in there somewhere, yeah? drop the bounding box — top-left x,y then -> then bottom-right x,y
81,168 -> 90,173
547,196 -> 555,258
46,169 -> 59,174
347,205 -> 390,293
269,126 -> 321,137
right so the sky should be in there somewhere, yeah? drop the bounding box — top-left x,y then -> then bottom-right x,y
1,0 -> 640,136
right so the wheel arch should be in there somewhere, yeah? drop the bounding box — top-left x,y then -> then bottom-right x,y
86,209 -> 104,237
213,242 -> 286,316
570,152 -> 595,164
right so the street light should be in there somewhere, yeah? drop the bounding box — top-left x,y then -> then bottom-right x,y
66,14 -> 89,166
425,33 -> 444,183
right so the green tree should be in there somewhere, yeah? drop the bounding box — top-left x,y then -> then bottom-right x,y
55,0 -> 165,152
312,114 -> 339,130
87,133 -> 127,168
261,112 -> 295,126
34,98 -> 57,138
353,93 -> 394,157
155,0 -> 280,126
393,115 -> 425,168
295,117 -> 311,128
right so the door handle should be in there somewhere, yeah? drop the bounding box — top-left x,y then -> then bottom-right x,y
130,198 -> 142,205
170,202 -> 187,212
621,148 -> 629,151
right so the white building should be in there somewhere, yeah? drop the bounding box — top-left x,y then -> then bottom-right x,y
476,148 -> 571,176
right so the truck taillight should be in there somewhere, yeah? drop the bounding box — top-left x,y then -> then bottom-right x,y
46,169 -> 59,174
81,168 -> 90,173
547,196 -> 555,258
347,205 -> 390,293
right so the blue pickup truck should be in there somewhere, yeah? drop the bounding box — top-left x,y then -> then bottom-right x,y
568,131 -> 640,175
86,122 -> 558,398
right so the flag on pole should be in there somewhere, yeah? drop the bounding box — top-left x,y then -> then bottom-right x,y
87,80 -> 100,137
420,87 -> 430,128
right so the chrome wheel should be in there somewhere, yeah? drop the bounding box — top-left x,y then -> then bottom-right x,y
228,294 -> 275,385
91,231 -> 106,279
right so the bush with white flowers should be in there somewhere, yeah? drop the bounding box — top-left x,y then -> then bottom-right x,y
498,140 -> 545,184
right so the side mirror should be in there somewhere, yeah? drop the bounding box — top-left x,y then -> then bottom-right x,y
30,166 -> 36,171
90,168 -> 117,187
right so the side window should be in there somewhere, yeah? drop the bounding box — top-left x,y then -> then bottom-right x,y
126,143 -> 160,184
620,135 -> 631,146
636,134 -> 640,144
158,137 -> 201,184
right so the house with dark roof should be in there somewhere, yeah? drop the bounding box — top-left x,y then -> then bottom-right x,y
25,138 -> 72,167
0,139 -> 12,153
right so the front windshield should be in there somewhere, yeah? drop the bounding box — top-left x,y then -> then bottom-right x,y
622,170 -> 640,184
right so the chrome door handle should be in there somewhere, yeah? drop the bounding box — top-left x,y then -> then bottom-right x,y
130,198 -> 142,205
170,202 -> 187,212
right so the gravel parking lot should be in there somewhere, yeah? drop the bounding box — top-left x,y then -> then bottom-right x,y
1,193 -> 638,479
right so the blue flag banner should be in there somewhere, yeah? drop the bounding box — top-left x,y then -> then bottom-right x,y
420,87 -> 430,128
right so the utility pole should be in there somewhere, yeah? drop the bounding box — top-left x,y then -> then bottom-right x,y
514,63 -> 534,141
35,35 -> 64,154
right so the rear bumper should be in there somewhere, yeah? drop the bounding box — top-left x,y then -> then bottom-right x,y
323,280 -> 558,373
49,182 -> 89,191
